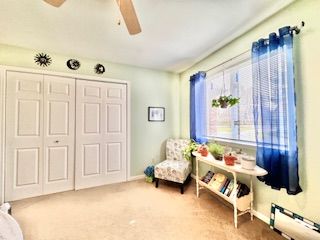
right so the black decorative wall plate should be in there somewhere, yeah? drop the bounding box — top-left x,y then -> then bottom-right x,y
67,59 -> 81,70
94,64 -> 105,74
34,53 -> 52,67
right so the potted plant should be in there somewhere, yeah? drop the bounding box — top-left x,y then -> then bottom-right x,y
207,143 -> 224,160
197,144 -> 209,157
144,166 -> 154,183
212,95 -> 240,108
224,153 -> 238,166
183,140 -> 200,161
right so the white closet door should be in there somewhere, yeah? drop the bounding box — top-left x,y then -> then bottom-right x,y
43,75 -> 75,194
5,71 -> 44,201
75,80 -> 127,189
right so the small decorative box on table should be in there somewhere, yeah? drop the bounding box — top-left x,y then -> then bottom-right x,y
193,152 -> 267,228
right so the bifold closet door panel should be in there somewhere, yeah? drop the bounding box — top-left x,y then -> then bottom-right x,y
5,71 -> 76,201
43,75 -> 75,194
5,71 -> 44,201
75,80 -> 127,190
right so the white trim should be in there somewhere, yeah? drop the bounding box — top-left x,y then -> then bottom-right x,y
0,65 -> 132,202
0,65 -> 129,85
253,209 -> 270,224
128,175 -> 145,181
126,81 -> 132,181
0,68 -> 5,204
207,137 -> 257,150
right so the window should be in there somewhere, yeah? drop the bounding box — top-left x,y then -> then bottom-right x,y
205,56 -> 255,143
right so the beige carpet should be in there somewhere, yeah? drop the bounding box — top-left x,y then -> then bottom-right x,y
11,180 -> 283,240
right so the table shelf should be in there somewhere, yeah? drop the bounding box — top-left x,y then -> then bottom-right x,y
197,179 -> 251,212
194,152 -> 268,228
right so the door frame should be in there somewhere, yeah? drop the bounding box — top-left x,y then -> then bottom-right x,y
0,65 -> 131,204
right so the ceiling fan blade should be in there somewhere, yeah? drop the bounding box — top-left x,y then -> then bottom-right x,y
116,0 -> 141,35
43,0 -> 66,7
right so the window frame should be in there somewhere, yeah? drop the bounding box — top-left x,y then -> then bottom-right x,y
204,52 -> 257,146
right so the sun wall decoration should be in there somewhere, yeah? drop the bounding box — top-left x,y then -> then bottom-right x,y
34,53 -> 52,67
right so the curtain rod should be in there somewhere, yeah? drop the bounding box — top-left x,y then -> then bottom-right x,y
205,49 -> 250,73
205,21 -> 305,73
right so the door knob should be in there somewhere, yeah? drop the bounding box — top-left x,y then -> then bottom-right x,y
54,140 -> 60,143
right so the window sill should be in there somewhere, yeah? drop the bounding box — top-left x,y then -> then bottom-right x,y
206,137 -> 257,150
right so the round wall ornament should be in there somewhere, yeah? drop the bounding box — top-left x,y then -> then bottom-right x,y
94,64 -> 105,74
67,59 -> 81,70
34,53 -> 52,67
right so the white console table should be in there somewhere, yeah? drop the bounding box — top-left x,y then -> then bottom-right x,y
194,152 -> 267,228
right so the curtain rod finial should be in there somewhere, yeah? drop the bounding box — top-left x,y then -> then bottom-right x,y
291,21 -> 305,35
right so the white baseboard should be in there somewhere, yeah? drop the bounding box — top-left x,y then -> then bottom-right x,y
191,173 -> 270,225
253,210 -> 270,224
128,175 -> 145,181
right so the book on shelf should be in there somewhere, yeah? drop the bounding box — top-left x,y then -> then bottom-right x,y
218,178 -> 228,192
227,182 -> 252,199
237,183 -> 250,198
229,183 -> 241,199
220,179 -> 230,194
199,170 -> 251,199
208,173 -> 227,191
224,179 -> 234,196
201,171 -> 214,184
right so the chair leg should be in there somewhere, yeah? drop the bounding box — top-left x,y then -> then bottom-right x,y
155,178 -> 159,188
180,174 -> 191,194
186,174 -> 191,183
180,183 -> 184,194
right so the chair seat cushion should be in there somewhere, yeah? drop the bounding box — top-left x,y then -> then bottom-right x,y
155,160 -> 192,183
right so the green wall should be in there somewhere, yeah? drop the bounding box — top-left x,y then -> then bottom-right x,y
1,0 -> 319,223
0,44 -> 180,177
180,0 -> 320,222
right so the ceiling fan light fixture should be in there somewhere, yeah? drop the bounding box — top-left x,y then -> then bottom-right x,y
43,0 -> 141,35
43,0 -> 66,7
116,0 -> 142,35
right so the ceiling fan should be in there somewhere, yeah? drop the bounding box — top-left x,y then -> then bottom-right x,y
43,0 -> 142,35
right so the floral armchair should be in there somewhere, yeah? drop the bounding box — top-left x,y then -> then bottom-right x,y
154,139 -> 192,194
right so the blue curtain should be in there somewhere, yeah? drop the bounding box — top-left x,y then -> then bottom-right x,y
252,26 -> 302,195
190,71 -> 207,143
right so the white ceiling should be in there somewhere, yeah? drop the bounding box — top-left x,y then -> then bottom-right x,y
0,0 -> 294,73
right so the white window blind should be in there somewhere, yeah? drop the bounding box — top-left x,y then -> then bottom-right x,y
205,57 -> 255,143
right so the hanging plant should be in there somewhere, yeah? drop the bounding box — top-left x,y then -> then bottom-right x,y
212,95 -> 240,108
211,70 -> 239,108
